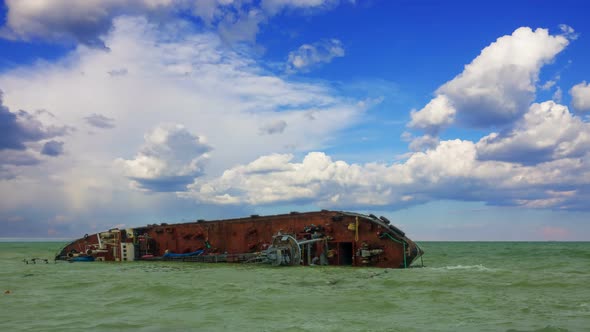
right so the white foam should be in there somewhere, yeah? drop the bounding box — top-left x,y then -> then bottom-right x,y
440,264 -> 495,272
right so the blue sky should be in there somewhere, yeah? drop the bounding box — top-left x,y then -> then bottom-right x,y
1,0 -> 590,240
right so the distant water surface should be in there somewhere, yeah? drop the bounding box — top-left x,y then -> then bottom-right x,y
1,242 -> 588,331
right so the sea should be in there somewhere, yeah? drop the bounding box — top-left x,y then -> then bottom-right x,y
0,241 -> 588,332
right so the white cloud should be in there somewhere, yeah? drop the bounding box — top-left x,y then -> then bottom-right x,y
408,95 -> 456,134
559,24 -> 579,40
441,27 -> 569,126
476,101 -> 590,164
261,0 -> 338,15
0,16 -> 366,211
186,151 -> 369,205
186,137 -> 590,210
552,86 -> 562,103
410,27 -> 569,131
540,80 -> 556,90
287,39 -> 345,73
116,124 -> 212,192
570,81 -> 590,112
2,8 -> 589,240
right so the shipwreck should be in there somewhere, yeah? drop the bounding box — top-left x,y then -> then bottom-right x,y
55,210 -> 423,268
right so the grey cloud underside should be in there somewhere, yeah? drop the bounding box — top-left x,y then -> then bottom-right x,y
84,113 -> 116,129
2,0 -> 343,46
259,120 -> 287,135
108,69 -> 128,77
0,150 -> 40,166
41,140 -> 65,157
0,91 -> 68,151
0,150 -> 41,179
0,93 -> 69,178
441,66 -> 536,127
2,1 -> 175,46
127,175 -> 197,192
476,102 -> 590,165
0,101 -> 44,150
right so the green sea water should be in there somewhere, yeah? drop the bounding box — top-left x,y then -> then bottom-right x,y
1,242 -> 588,332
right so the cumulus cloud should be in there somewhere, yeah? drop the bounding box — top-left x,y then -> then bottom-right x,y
441,27 -> 569,126
410,27 -> 570,131
186,136 -> 590,210
476,101 -> 590,164
397,27 -> 588,211
183,90 -> 590,212
287,39 -> 345,73
408,95 -> 455,135
84,113 -> 116,129
187,151 -> 364,205
116,124 -> 212,192
570,81 -> 590,112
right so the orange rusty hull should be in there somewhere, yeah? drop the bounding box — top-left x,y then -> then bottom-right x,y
56,210 -> 423,268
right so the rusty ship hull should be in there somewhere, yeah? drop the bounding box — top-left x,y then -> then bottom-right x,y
56,210 -> 423,268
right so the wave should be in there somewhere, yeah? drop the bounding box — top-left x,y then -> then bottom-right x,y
435,264 -> 496,272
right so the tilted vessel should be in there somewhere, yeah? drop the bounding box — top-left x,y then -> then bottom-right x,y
55,210 -> 423,268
